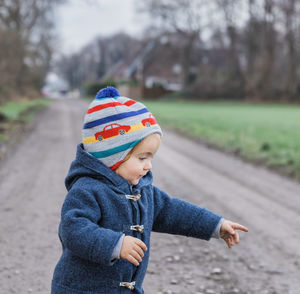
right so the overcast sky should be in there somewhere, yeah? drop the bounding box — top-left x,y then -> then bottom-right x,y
55,0 -> 146,54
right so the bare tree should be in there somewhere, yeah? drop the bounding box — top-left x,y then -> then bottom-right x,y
139,0 -> 212,90
213,0 -> 245,97
52,0 -> 300,101
217,2 -> 244,76
0,0 -> 65,99
55,33 -> 142,90
278,0 -> 300,99
242,0 -> 264,99
253,0 -> 276,99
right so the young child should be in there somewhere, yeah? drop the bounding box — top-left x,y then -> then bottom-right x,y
51,87 -> 248,294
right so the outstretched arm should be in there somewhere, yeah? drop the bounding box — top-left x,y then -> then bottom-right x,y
152,186 -> 222,240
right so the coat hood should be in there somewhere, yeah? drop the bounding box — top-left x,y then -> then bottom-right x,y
65,144 -> 153,191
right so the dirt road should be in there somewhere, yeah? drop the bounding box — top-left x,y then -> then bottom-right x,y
0,99 -> 299,294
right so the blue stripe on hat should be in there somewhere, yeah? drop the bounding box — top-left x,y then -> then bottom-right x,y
89,139 -> 142,158
83,107 -> 149,129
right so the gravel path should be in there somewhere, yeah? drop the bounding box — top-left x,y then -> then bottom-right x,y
0,98 -> 299,294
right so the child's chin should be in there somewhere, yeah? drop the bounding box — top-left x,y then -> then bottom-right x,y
130,179 -> 139,185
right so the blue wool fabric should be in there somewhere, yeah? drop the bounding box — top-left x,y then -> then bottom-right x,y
51,144 -> 222,294
96,86 -> 120,99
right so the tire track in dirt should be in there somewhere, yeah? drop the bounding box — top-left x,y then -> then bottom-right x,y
0,99 -> 87,293
165,131 -> 300,215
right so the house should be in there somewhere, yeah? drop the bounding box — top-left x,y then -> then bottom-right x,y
102,37 -> 182,99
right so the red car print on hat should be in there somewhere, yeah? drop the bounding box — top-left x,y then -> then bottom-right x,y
95,123 -> 131,141
142,114 -> 157,127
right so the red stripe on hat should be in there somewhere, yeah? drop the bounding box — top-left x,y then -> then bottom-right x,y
110,160 -> 123,170
87,100 -> 136,114
124,100 -> 136,107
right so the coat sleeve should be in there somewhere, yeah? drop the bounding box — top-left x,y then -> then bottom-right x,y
58,186 -> 123,266
152,185 -> 222,240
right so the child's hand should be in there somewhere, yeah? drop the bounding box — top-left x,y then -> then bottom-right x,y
220,219 -> 248,249
120,236 -> 147,266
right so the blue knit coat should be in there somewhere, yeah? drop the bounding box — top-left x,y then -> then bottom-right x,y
51,144 -> 222,294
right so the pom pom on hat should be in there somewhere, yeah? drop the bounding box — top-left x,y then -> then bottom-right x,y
96,86 -> 120,99
82,87 -> 162,170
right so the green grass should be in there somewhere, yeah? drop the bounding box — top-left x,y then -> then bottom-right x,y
0,98 -> 51,142
0,98 -> 51,121
143,100 -> 300,178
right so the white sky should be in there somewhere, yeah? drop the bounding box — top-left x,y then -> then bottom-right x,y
54,1 -> 249,56
55,0 -> 146,54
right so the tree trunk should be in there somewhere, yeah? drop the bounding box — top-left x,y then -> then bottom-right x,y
244,0 -> 259,98
283,0 -> 298,99
256,0 -> 276,100
180,33 -> 197,91
227,24 -> 244,95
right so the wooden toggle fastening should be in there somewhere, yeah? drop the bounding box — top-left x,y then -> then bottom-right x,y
125,194 -> 141,201
119,281 -> 136,290
130,225 -> 144,234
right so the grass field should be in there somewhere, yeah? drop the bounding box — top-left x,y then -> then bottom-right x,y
0,99 -> 51,121
144,100 -> 300,179
0,98 -> 51,142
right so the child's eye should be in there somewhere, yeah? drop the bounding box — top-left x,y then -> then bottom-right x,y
139,157 -> 147,161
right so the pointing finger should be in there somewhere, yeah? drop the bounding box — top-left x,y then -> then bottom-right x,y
232,223 -> 248,232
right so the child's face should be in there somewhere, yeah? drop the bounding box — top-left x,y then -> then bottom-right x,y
116,133 -> 161,186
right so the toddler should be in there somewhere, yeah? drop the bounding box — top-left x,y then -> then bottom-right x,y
51,87 -> 248,294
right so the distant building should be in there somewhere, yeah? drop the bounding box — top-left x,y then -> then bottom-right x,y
102,37 -> 182,98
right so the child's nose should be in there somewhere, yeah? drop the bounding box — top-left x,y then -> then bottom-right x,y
144,160 -> 152,170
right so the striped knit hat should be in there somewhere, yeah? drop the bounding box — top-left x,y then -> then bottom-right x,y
82,87 -> 162,170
